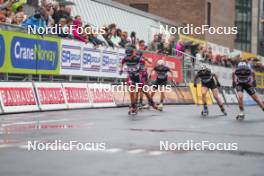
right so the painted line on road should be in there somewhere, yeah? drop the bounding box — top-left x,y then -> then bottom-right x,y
1,119 -> 72,127
127,149 -> 146,154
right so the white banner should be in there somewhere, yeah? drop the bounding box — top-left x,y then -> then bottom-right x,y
0,82 -> 39,113
60,39 -> 126,78
88,84 -> 116,107
204,63 -> 234,87
34,82 -> 67,111
62,83 -> 92,109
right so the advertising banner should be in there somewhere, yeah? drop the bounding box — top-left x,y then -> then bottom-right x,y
0,33 -> 5,69
60,39 -> 82,75
222,87 -> 238,104
82,46 -> 102,76
88,84 -> 116,107
60,40 -> 124,78
256,72 -> 264,89
62,83 -> 91,109
143,52 -> 183,83
34,82 -> 67,110
189,83 -> 212,105
0,82 -> 39,113
203,63 -> 233,87
243,92 -> 257,106
3,30 -> 60,75
101,48 -> 119,77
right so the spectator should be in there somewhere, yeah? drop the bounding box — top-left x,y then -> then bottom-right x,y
21,9 -> 47,30
148,34 -> 159,51
72,18 -> 87,43
176,39 -> 184,56
52,4 -> 70,24
0,0 -> 13,10
110,25 -> 121,47
137,40 -> 146,50
129,31 -> 137,45
119,31 -> 129,48
57,18 -> 69,38
13,5 -> 25,25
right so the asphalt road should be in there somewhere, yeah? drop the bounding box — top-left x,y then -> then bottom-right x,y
0,105 -> 264,176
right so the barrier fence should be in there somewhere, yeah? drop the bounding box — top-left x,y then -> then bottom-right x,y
0,81 -> 261,114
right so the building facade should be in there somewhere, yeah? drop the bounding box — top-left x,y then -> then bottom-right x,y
114,0 -> 236,48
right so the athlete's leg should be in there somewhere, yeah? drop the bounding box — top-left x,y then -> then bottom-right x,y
237,91 -> 244,112
251,93 -> 264,111
211,88 -> 224,106
211,88 -> 226,114
202,86 -> 209,107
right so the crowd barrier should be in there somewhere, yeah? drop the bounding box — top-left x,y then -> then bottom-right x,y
0,81 -> 262,114
0,29 -> 183,81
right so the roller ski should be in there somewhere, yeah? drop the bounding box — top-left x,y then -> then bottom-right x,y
236,111 -> 245,121
137,103 -> 143,111
158,103 -> 164,111
201,107 -> 209,117
128,106 -> 138,115
220,106 -> 227,116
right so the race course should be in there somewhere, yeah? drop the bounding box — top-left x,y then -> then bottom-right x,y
0,105 -> 264,176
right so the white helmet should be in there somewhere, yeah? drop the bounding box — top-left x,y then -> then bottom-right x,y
200,64 -> 209,71
157,59 -> 165,66
238,62 -> 249,70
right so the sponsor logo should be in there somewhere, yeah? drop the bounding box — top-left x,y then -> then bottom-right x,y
11,37 -> 59,70
0,35 -> 5,67
61,45 -> 81,69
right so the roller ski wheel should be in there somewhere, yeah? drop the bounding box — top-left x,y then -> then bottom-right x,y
236,113 -> 245,121
201,109 -> 209,117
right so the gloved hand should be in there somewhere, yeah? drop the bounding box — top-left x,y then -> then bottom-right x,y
252,80 -> 257,87
216,81 -> 221,87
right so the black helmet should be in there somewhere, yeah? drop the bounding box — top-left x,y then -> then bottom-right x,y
125,47 -> 134,56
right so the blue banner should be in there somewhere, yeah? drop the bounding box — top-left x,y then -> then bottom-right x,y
0,35 -> 4,67
10,37 -> 59,71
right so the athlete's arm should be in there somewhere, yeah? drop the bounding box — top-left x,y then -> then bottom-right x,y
213,74 -> 221,87
168,69 -> 175,83
143,57 -> 152,64
148,68 -> 154,79
119,59 -> 125,75
252,71 -> 257,87
232,72 -> 236,88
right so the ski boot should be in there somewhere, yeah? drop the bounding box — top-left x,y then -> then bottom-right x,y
236,111 -> 245,121
137,103 -> 143,111
220,106 -> 227,116
201,107 -> 209,117
128,107 -> 138,115
143,104 -> 150,110
158,103 -> 164,111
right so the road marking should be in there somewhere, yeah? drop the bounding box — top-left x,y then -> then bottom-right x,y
127,149 -> 146,154
148,151 -> 165,156
1,119 -> 71,127
105,148 -> 122,153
